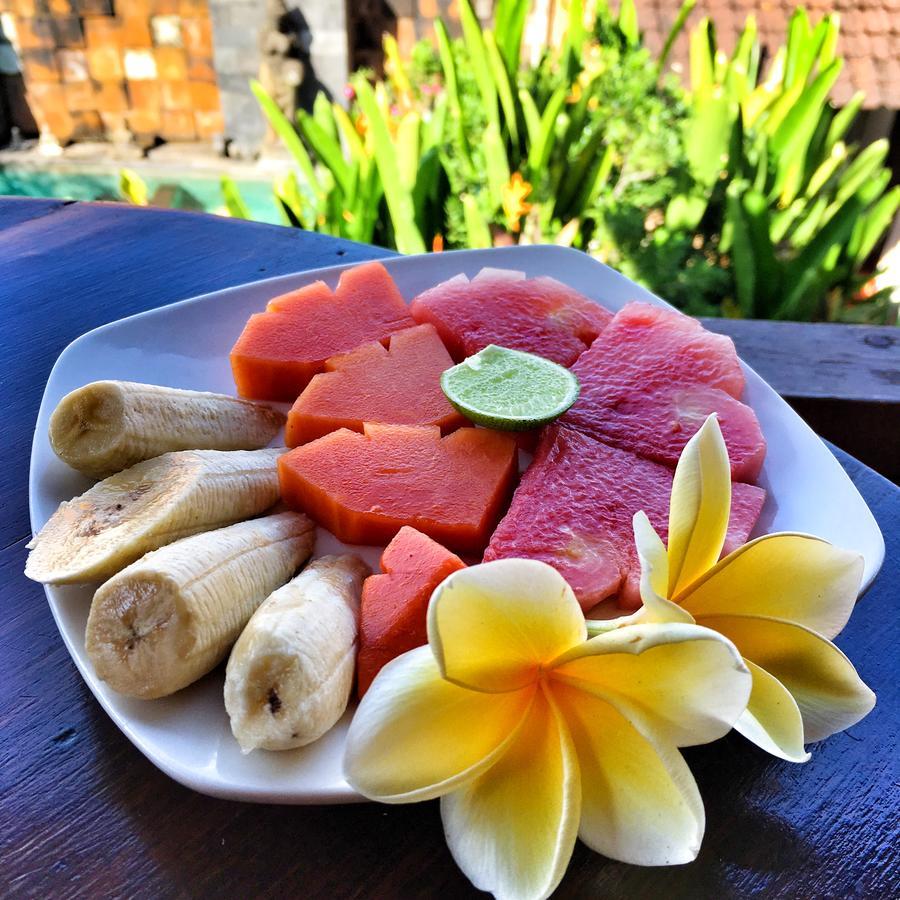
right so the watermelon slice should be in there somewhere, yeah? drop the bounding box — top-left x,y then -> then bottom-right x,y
357,527 -> 466,697
285,324 -> 466,446
410,268 -> 613,366
562,302 -> 766,481
278,423 -> 518,553
484,426 -> 766,612
230,262 -> 414,401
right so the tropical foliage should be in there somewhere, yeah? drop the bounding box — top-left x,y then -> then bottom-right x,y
124,0 -> 898,323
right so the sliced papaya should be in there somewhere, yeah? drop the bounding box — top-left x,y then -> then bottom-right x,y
357,526 -> 466,697
286,324 -> 466,446
278,423 -> 518,553
230,262 -> 414,401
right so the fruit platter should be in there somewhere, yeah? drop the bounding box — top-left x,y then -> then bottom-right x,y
28,244 -> 884,817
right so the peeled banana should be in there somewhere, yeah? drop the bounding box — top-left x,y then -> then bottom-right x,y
224,554 -> 370,752
85,511 -> 316,699
49,380 -> 285,479
26,448 -> 284,584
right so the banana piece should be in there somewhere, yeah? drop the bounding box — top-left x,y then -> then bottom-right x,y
224,554 -> 370,752
85,511 -> 315,699
26,448 -> 284,584
49,380 -> 285,479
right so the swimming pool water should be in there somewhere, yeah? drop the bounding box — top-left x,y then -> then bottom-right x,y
0,164 -> 284,224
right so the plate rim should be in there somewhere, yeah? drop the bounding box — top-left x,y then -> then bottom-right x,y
28,244 -> 886,803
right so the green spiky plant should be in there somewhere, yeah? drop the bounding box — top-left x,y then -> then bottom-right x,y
137,0 -> 897,322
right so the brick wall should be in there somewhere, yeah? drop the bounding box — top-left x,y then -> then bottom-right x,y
0,0 -> 223,146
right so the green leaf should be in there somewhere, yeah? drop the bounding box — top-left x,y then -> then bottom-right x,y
564,0 -> 585,76
581,143 -> 615,208
331,103 -> 367,167
805,141 -> 847,197
273,172 -> 307,228
665,192 -> 707,231
462,193 -> 492,248
297,109 -> 353,197
783,8 -> 812,89
250,79 -> 321,205
383,32 -> 411,97
485,29 -> 519,145
555,127 -> 606,218
494,0 -> 528,76
527,85 -> 568,178
725,186 -> 756,317
686,86 -> 735,185
817,14 -> 840,69
789,194 -> 828,248
689,18 -> 715,93
519,88 -> 541,148
769,59 -> 842,161
119,168 -> 148,206
827,139 -> 889,213
618,0 -> 639,46
825,91 -> 863,151
412,145 -> 444,238
484,120 -> 511,212
352,77 -> 426,254
435,18 -> 472,172
659,0 -> 696,71
780,192 -> 865,319
396,111 -> 421,192
732,15 -> 759,88
460,0 -> 499,130
220,175 -> 251,219
313,91 -> 339,144
847,185 -> 900,265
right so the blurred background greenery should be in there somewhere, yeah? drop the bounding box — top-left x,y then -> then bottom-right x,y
133,0 -> 896,324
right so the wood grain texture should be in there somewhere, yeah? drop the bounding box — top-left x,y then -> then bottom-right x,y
3,199 -> 898,899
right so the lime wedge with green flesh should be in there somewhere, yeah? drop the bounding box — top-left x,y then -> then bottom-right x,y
440,345 -> 580,431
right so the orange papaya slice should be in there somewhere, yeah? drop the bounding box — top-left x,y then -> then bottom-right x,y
357,527 -> 466,697
285,324 -> 467,446
278,423 -> 518,553
230,262 -> 414,401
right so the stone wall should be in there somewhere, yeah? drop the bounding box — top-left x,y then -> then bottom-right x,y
0,0 -> 223,147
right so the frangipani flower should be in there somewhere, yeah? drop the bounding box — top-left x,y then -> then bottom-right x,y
613,415 -> 876,763
345,559 -> 751,900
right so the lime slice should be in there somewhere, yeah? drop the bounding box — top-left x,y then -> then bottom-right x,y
440,345 -> 580,430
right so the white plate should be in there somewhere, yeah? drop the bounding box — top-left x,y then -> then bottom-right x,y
29,245 -> 885,803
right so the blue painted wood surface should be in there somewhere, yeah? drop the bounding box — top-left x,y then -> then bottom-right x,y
2,199 -> 896,898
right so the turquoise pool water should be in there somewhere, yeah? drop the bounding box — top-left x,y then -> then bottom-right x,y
0,164 -> 283,224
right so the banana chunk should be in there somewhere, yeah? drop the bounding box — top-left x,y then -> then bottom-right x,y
86,511 -> 315,699
26,448 -> 284,584
49,380 -> 285,479
224,554 -> 370,752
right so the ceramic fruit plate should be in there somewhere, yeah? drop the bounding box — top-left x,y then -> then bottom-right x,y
29,245 -> 885,804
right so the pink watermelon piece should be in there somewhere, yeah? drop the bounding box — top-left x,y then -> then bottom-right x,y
410,268 -> 613,366
483,426 -> 766,612
562,302 -> 766,481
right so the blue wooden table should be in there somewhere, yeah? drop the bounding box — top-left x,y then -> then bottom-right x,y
2,199 -> 897,898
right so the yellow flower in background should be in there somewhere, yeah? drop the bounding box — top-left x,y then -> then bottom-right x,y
502,172 -> 533,233
615,415 -> 876,762
345,559 -> 751,900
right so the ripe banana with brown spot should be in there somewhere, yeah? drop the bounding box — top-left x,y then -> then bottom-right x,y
49,380 -> 285,479
85,511 -> 316,699
26,448 -> 284,584
224,554 -> 370,752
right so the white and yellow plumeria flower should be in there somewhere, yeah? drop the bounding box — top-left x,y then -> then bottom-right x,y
345,558 -> 751,900
614,415 -> 876,763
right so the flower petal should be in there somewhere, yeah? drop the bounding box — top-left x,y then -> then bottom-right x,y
428,559 -> 587,693
679,534 -> 864,639
554,682 -> 705,866
698,614 -> 876,743
732,659 -> 810,762
633,512 -> 693,625
441,683 -> 580,900
667,414 -> 732,598
344,646 -> 535,802
551,623 -> 750,747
